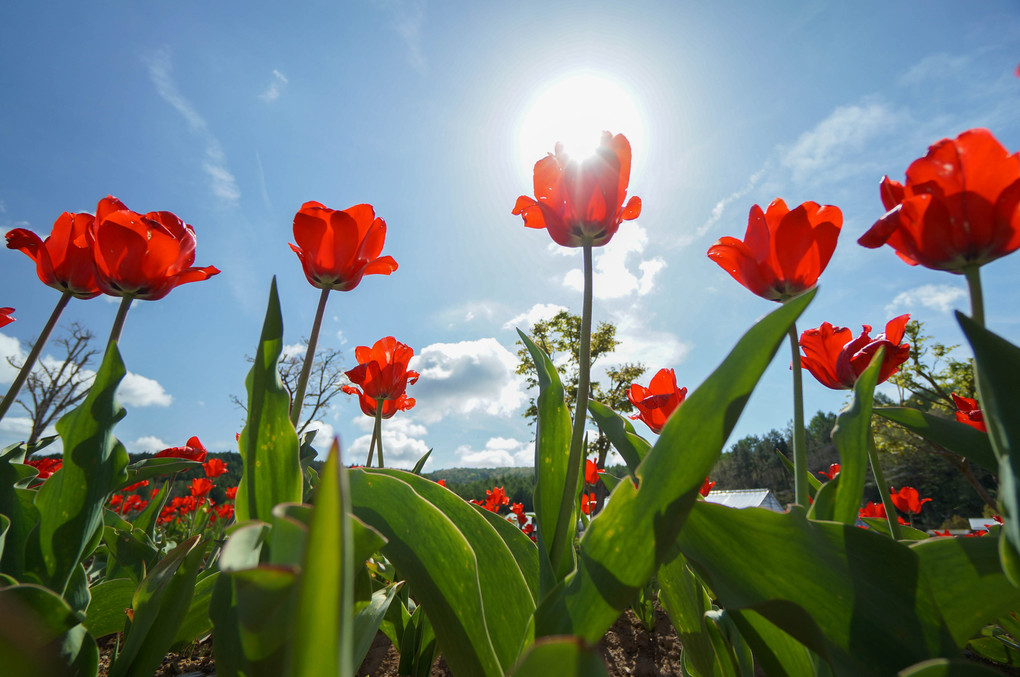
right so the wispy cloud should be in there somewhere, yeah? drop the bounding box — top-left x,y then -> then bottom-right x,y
454,436 -> 532,468
700,166 -> 768,239
146,47 -> 241,206
259,69 -> 289,102
503,303 -> 569,330
563,225 -> 666,301
885,284 -> 967,315
373,0 -> 427,73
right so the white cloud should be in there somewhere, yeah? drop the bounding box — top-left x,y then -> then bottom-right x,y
602,310 -> 691,373
373,0 -> 427,73
282,343 -> 307,360
900,53 -> 971,86
120,372 -> 173,407
700,166 -> 768,241
0,332 -> 26,384
347,429 -> 431,469
352,416 -> 428,438
259,69 -> 289,102
885,284 -> 967,315
409,338 -> 527,424
147,47 -> 241,206
0,415 -> 33,436
503,303 -> 569,330
133,436 -> 168,453
454,437 -> 532,468
780,101 -> 906,186
563,225 -> 666,300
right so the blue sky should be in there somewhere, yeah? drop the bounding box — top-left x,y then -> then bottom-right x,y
1,1 -> 1018,470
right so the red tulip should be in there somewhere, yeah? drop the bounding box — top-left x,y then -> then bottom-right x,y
471,486 -> 509,513
189,477 -> 214,498
203,458 -> 229,478
25,456 -> 62,480
818,463 -> 841,481
799,315 -> 911,390
859,129 -> 1020,271
289,201 -> 398,291
215,503 -> 235,520
342,336 -> 419,419
513,132 -> 642,248
7,210 -> 102,299
627,368 -> 687,434
699,478 -> 715,497
154,436 -> 208,463
933,530 -> 953,537
87,196 -> 219,300
0,308 -> 13,329
707,199 -> 842,302
585,459 -> 601,485
890,486 -> 932,515
225,486 -> 238,500
952,393 -> 986,433
580,492 -> 598,515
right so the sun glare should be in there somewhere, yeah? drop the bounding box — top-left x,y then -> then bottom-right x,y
516,72 -> 645,172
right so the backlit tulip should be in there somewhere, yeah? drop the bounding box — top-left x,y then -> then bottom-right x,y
203,457 -> 229,478
342,336 -> 419,419
88,196 -> 219,300
513,132 -> 642,247
707,199 -> 842,302
890,486 -> 932,515
190,477 -> 214,498
580,492 -> 598,515
7,210 -> 101,299
289,201 -> 398,291
818,463 -> 841,481
627,368 -> 687,434
799,315 -> 911,390
699,478 -> 715,497
952,393 -> 986,433
26,456 -> 62,480
585,459 -> 601,485
859,128 -> 1020,271
0,308 -> 13,329
154,436 -> 208,463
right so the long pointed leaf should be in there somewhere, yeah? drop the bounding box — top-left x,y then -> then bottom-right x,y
874,407 -> 996,472
587,400 -> 650,474
831,351 -> 882,524
236,278 -> 303,522
536,289 -> 815,640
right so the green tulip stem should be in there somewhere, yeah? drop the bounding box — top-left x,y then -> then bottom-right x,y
552,240 -> 594,574
107,296 -> 133,347
867,433 -> 902,540
964,265 -> 985,328
0,290 -> 72,427
788,323 -> 808,506
291,287 -> 331,428
374,401 -> 385,469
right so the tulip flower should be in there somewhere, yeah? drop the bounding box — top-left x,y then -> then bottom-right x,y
707,198 -> 842,303
627,368 -> 687,434
342,336 -> 419,467
818,463 -> 841,481
585,459 -> 601,485
699,478 -> 715,497
890,486 -> 932,515
580,492 -> 598,516
952,393 -> 987,433
0,308 -> 13,329
7,210 -> 102,299
203,458 -> 229,478
189,477 -> 214,498
25,456 -> 62,480
859,129 -> 1020,326
471,486 -> 509,513
290,201 -> 398,291
512,132 -> 641,248
154,436 -> 208,463
799,315 -> 911,390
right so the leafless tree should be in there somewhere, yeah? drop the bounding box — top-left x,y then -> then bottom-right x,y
6,323 -> 98,450
232,343 -> 347,436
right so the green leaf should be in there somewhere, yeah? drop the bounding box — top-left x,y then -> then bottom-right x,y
956,314 -> 1020,579
171,571 -> 218,647
509,637 -> 609,677
223,564 -> 301,676
0,450 -> 40,576
897,657 -> 1006,676
831,351 -> 882,524
518,329 -> 575,593
411,448 -> 432,475
110,535 -> 206,677
132,480 -> 170,540
657,549 -> 717,677
291,440 -> 355,677
587,400 -> 650,474
678,501 -> 957,676
704,609 -> 754,677
353,582 -> 403,671
236,277 -> 303,523
775,448 -> 823,493
102,525 -> 159,582
34,342 -> 130,593
0,583 -> 98,677
84,578 -> 135,639
728,608 -> 818,677
474,504 -> 539,602
911,533 -> 1020,647
350,468 -> 533,677
536,290 -> 815,641
118,458 -> 201,490
874,407 -> 997,472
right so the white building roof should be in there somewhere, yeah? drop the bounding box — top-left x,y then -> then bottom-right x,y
704,488 -> 784,512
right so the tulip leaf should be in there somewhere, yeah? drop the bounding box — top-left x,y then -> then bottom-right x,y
897,657 -> 1006,676
677,502 -> 957,676
657,549 -> 718,677
956,313 -> 1020,585
84,578 -> 136,639
874,407 -> 997,472
171,571 -> 219,648
118,458 -> 201,490
517,330 -> 575,593
353,581 -> 403,671
728,608 -> 819,677
349,467 -> 534,677
775,448 -> 823,493
474,504 -> 540,601
236,278 -> 303,522
0,583 -> 99,676
911,532 -> 1020,647
110,535 -> 206,677
831,350 -> 882,524
291,441 -> 355,677
34,342 -> 130,594
535,289 -> 815,640
411,448 -> 432,474
0,453 -> 41,577
587,400 -> 650,475
508,636 -> 609,677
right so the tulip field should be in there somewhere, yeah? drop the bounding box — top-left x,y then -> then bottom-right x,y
2,126 -> 1020,676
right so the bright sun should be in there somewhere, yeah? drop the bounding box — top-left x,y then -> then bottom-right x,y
516,72 -> 645,172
